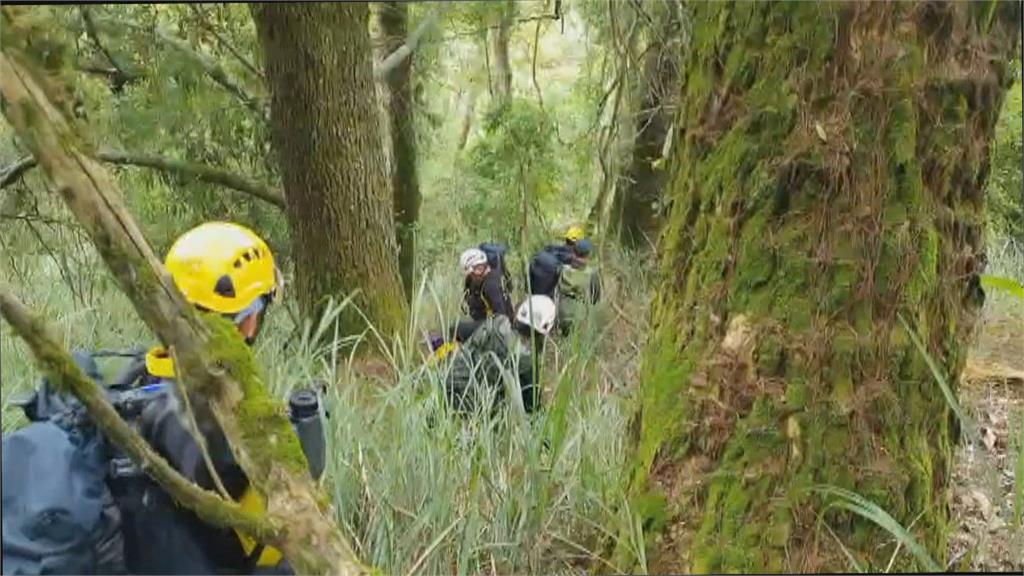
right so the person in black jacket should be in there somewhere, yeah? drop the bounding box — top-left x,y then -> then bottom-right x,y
460,247 -> 513,322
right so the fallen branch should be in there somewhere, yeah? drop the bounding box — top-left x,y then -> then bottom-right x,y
0,150 -> 285,209
1,9 -> 362,574
0,283 -> 279,543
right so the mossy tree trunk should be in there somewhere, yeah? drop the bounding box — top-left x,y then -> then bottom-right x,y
610,2 -> 681,250
627,2 -> 1020,573
252,3 -> 407,339
380,1 -> 421,301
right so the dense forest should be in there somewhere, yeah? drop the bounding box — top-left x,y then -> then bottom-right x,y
1,3 -> 1022,574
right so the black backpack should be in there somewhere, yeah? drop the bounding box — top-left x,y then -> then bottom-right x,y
479,242 -> 514,293
529,249 -> 563,297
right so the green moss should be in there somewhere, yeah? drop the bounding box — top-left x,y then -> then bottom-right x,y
203,314 -> 308,475
889,98 -> 918,165
785,378 -> 808,409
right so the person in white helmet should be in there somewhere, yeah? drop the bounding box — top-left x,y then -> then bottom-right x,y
444,295 -> 557,415
460,247 -> 512,323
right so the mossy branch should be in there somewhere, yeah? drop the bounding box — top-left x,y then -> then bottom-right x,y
0,150 -> 285,208
0,282 -> 280,543
0,9 -> 365,575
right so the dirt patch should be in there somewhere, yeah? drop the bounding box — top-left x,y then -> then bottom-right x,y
949,313 -> 1024,571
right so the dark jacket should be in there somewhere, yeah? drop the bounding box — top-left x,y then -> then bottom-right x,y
464,269 -> 512,321
131,386 -> 254,575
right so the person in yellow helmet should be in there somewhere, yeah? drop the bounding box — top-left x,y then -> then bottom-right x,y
564,225 -> 585,247
128,222 -> 294,575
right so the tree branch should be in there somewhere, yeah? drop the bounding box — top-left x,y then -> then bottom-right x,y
94,15 -> 268,120
153,26 -> 268,120
374,13 -> 438,80
189,4 -> 265,81
1,150 -> 285,209
80,7 -> 141,91
0,10 -> 362,574
0,155 -> 37,187
0,283 -> 280,543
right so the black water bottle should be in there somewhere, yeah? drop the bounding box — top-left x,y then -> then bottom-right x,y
288,389 -> 326,481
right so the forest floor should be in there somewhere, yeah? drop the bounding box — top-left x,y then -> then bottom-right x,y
948,303 -> 1024,571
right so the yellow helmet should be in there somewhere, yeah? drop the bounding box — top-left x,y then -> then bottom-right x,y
564,225 -> 585,243
165,222 -> 278,315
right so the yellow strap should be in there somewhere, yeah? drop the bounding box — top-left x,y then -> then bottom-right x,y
236,488 -> 284,567
145,347 -> 176,379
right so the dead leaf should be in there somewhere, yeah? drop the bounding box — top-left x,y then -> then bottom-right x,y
815,122 -> 828,143
970,489 -> 993,520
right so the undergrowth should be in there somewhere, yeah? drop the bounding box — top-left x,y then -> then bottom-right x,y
1,242 -> 651,574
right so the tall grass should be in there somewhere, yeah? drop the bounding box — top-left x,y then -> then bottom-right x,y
1,242 -> 647,574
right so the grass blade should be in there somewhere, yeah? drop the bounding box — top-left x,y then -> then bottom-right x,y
897,313 -> 969,438
814,485 -> 940,572
980,274 -> 1024,300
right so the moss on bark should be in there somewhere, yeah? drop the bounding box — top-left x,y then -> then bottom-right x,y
624,2 -> 1021,572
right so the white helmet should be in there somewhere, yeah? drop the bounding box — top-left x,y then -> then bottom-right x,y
460,248 -> 488,275
516,295 -> 557,336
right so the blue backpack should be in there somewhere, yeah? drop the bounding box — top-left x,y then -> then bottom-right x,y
479,242 -> 514,293
2,351 -> 129,575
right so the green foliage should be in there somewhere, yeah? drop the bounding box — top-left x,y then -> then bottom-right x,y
462,98 -> 558,243
987,71 -> 1023,244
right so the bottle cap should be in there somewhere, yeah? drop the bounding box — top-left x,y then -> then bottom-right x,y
288,389 -> 319,419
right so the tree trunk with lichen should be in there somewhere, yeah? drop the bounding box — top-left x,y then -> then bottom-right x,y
252,3 -> 408,339
380,1 -> 421,300
625,2 -> 1020,573
610,2 -> 681,250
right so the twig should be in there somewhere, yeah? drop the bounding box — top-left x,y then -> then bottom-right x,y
0,284 -> 280,542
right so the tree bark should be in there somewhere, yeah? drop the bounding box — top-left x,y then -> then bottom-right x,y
380,1 -> 422,301
252,3 -> 408,340
626,2 -> 1020,573
490,1 -> 514,103
610,3 -> 680,250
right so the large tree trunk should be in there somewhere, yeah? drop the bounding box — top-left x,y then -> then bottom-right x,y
610,3 -> 681,250
380,1 -> 422,301
627,2 -> 1020,573
252,4 -> 407,339
490,1 -> 514,103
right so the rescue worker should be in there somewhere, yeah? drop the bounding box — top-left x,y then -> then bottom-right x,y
563,225 -> 585,250
556,238 -> 602,334
460,247 -> 513,322
444,295 -> 556,415
131,222 -> 289,575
